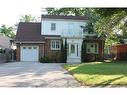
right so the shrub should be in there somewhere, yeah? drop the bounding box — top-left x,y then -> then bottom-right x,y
39,56 -> 51,63
60,39 -> 67,63
81,40 -> 86,62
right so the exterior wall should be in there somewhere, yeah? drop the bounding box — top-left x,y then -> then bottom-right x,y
41,19 -> 87,37
84,40 -> 104,62
44,39 -> 62,62
16,43 -> 44,61
111,44 -> 127,60
0,35 -> 12,49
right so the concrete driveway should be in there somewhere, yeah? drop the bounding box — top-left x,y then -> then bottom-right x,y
0,62 -> 81,87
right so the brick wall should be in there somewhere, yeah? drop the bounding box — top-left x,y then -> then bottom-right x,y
44,39 -> 61,62
16,39 -> 61,62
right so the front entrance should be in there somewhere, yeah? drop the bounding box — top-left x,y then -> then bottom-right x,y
67,43 -> 81,63
65,38 -> 83,63
69,43 -> 78,58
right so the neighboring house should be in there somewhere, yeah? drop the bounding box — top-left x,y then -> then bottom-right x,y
0,35 -> 14,63
15,15 -> 104,63
0,34 -> 12,49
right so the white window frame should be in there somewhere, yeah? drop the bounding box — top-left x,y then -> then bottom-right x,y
51,23 -> 56,31
51,40 -> 61,50
86,43 -> 99,54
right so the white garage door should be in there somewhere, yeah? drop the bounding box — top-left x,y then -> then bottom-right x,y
21,46 -> 39,61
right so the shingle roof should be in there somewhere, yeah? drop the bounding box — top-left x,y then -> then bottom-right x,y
41,15 -> 88,20
15,22 -> 60,42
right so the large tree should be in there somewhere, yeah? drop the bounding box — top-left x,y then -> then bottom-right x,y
0,25 -> 15,39
94,8 -> 127,45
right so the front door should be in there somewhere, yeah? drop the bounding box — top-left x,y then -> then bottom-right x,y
68,43 -> 78,58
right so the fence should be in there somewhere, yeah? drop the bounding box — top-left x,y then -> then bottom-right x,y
0,49 -> 16,63
111,44 -> 127,60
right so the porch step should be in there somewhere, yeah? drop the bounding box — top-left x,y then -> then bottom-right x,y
67,58 -> 81,63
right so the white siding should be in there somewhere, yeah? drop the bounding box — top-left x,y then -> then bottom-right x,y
41,19 -> 87,37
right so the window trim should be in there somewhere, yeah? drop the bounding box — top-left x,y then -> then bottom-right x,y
86,43 -> 99,54
51,40 -> 61,50
51,23 -> 56,31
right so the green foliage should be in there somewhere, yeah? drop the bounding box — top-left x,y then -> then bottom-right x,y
45,8 -> 86,16
94,8 -> 127,45
39,56 -> 51,63
60,39 -> 67,63
81,40 -> 86,62
0,25 -> 15,39
84,22 -> 95,34
19,14 -> 39,22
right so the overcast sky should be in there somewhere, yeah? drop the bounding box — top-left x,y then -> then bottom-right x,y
0,0 -> 44,26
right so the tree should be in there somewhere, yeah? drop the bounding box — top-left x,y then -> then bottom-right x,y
45,8 -> 86,16
81,39 -> 86,62
94,8 -> 127,45
60,38 -> 67,63
19,14 -> 39,22
14,14 -> 40,31
0,25 -> 15,39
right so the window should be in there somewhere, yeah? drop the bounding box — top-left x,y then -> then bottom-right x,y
86,43 -> 98,54
67,44 -> 69,56
77,44 -> 78,56
23,47 -> 26,49
71,44 -> 75,53
51,23 -> 56,31
51,40 -> 60,50
33,47 -> 37,49
28,47 -> 31,49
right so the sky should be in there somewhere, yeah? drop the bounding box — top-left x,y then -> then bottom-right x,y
0,0 -> 127,26
0,0 -> 79,26
0,0 -> 43,26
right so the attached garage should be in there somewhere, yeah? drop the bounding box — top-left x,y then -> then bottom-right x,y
20,46 -> 39,61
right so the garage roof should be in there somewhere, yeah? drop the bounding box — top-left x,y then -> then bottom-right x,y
15,22 -> 60,42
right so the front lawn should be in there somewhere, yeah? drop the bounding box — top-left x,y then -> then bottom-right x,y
63,61 -> 127,87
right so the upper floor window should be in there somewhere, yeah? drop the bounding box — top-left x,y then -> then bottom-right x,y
51,40 -> 60,50
51,23 -> 56,31
86,43 -> 98,54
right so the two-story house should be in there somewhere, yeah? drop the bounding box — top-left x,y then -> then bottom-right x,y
15,15 -> 104,63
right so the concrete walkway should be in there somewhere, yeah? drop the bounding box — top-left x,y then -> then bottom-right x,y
0,62 -> 81,87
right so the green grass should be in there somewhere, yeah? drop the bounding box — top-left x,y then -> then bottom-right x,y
63,61 -> 127,87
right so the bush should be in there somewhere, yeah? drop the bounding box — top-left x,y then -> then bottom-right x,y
39,56 -> 51,63
60,39 -> 67,63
